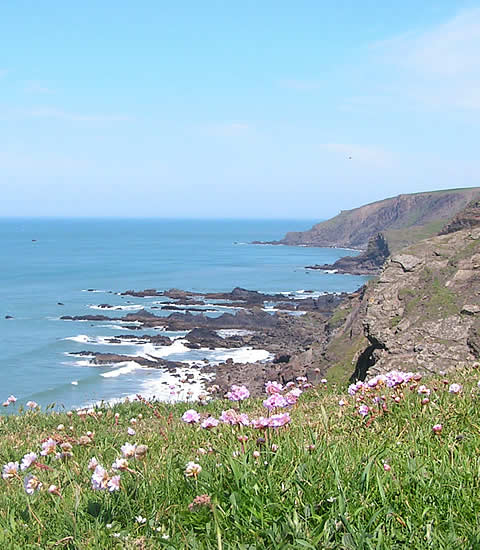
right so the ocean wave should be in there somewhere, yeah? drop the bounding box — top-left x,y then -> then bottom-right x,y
88,304 -> 145,311
100,362 -> 145,378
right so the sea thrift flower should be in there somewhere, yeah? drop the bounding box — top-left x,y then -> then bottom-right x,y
253,451 -> 260,459
20,453 -> 38,471
226,385 -> 250,401
421,398 -> 430,406
265,381 -> 283,394
40,438 -> 57,456
107,475 -> 121,492
201,417 -> 219,429
185,461 -> 202,478
383,463 -> 391,472
285,388 -> 303,405
57,424 -> 65,431
182,409 -> 200,424
251,417 -> 270,429
91,465 -> 109,490
358,405 -> 370,417
432,424 -> 443,434
320,378 -> 328,384
263,393 -> 288,410
417,385 -> 431,395
449,383 -> 462,394
26,401 -> 38,409
338,399 -> 346,407
7,395 -> 17,404
121,443 -> 136,458
188,494 -> 211,510
269,412 -> 291,428
2,462 -> 19,480
112,458 -> 129,471
271,444 -> 279,452
88,457 -> 99,471
24,474 -> 42,495
127,427 -> 136,436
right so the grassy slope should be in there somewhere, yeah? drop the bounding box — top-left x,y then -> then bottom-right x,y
2,367 -> 480,549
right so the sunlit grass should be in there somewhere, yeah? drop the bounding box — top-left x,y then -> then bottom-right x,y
1,367 -> 480,549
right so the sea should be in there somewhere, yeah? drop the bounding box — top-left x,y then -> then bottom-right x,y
0,218 -> 367,412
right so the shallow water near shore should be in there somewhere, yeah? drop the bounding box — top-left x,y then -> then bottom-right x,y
0,218 -> 367,410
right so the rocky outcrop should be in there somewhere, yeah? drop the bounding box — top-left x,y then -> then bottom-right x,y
353,226 -> 480,377
266,187 -> 480,251
439,199 -> 480,235
306,233 -> 390,275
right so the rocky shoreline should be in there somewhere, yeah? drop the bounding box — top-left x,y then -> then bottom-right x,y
62,287 -> 349,397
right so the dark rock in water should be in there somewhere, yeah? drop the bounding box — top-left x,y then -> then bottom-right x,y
87,289 -> 96,292
74,351 -> 182,370
306,233 -> 390,275
124,309 -> 161,320
120,289 -> 161,297
57,302 -> 64,306
185,328 -> 231,349
61,314 -> 111,321
5,315 -> 13,319
97,304 -> 114,309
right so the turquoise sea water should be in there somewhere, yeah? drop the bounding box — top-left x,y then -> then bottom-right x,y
0,219 -> 367,411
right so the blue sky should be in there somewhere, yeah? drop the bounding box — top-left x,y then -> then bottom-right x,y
1,1 -> 480,218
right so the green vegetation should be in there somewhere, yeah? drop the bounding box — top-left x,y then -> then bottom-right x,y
3,367 -> 480,549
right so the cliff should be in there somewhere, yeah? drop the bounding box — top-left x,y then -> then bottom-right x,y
316,198 -> 480,382
273,187 -> 480,251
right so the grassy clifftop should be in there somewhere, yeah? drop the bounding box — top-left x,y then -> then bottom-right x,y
2,367 -> 480,549
277,187 -> 480,251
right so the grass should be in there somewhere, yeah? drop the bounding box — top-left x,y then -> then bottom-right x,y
2,367 -> 480,549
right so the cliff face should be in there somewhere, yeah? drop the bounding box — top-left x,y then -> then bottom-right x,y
349,226 -> 480,379
276,188 -> 480,251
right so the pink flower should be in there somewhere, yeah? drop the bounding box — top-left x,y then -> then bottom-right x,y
263,393 -> 288,410
91,465 -> 109,490
121,443 -> 136,458
383,463 -> 391,472
7,395 -> 17,404
320,378 -> 327,384
88,457 -> 99,471
338,399 -> 346,407
265,381 -> 283,394
268,413 -> 291,428
226,385 -> 250,401
358,405 -> 369,417
24,474 -> 42,495
251,416 -> 270,429
20,452 -> 38,471
2,461 -> 19,480
26,401 -> 38,409
417,385 -> 431,395
432,424 -> 443,434
112,458 -> 129,471
201,417 -> 219,429
219,409 -> 250,426
182,409 -> 200,424
48,484 -> 61,496
107,475 -> 121,492
448,383 -> 462,394
40,438 -> 57,456
127,427 -> 136,436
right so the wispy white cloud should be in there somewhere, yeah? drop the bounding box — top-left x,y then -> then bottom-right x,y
371,7 -> 480,110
